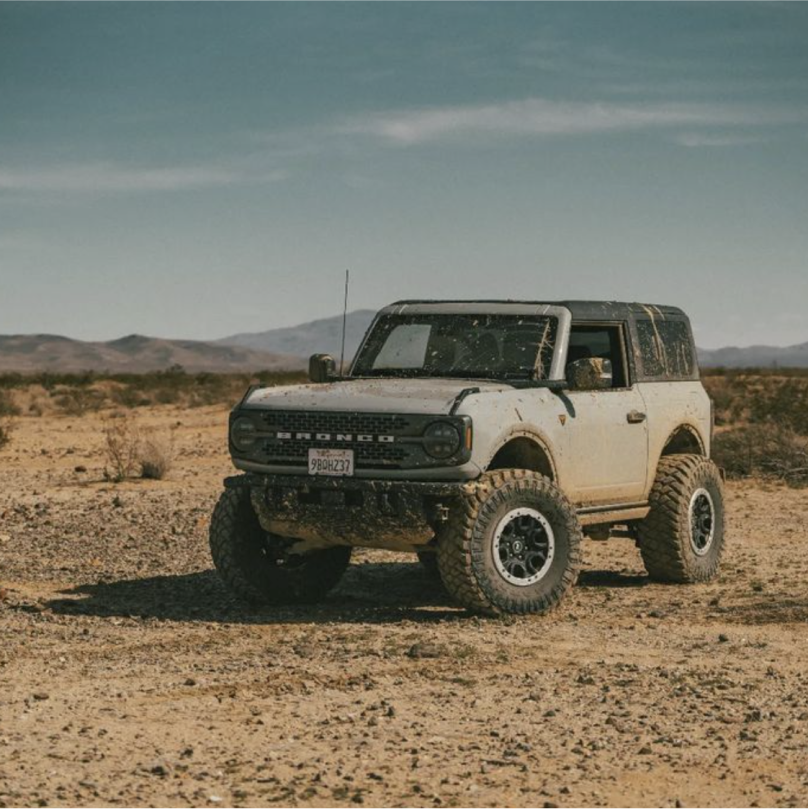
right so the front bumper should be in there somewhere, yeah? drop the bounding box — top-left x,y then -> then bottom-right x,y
226,473 -> 469,551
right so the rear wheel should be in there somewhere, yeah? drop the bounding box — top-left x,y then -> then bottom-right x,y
209,487 -> 351,605
637,454 -> 725,583
437,470 -> 582,616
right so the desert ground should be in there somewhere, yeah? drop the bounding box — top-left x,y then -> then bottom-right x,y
2,403 -> 808,808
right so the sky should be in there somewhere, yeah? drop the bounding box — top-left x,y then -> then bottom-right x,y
1,3 -> 807,349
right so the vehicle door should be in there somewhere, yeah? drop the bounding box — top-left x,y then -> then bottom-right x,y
561,322 -> 649,505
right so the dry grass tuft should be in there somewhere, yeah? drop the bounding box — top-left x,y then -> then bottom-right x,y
0,418 -> 13,450
138,429 -> 175,480
102,415 -> 141,482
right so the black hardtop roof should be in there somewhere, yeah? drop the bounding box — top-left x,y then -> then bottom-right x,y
389,300 -> 688,321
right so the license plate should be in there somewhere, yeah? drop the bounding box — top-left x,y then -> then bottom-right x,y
308,448 -> 354,477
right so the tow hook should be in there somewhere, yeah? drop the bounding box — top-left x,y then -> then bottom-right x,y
433,503 -> 450,523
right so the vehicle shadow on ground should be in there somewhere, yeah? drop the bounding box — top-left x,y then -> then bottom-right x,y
577,569 -> 649,588
43,563 -> 652,626
44,562 -> 467,625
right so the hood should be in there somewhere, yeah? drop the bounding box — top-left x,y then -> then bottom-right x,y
242,377 -> 511,416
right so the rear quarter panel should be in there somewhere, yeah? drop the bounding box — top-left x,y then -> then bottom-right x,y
638,380 -> 712,495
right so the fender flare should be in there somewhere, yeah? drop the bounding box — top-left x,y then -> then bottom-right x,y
660,422 -> 707,457
482,426 -> 559,481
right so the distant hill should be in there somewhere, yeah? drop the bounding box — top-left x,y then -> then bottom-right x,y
698,342 -> 808,369
0,334 -> 304,374
219,309 -> 377,364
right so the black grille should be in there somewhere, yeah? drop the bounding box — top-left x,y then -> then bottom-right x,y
255,410 -> 419,469
260,411 -> 413,434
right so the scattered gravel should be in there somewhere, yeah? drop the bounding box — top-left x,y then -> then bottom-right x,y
2,408 -> 808,806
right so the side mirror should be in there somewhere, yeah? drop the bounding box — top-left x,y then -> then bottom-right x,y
567,357 -> 613,391
309,353 -> 337,383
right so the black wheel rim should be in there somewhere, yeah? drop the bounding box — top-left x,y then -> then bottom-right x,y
492,507 -> 555,586
689,488 -> 715,556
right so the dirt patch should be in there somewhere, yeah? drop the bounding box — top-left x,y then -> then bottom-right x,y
2,408 -> 808,807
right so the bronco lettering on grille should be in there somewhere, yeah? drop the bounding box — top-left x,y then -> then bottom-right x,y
274,432 -> 395,444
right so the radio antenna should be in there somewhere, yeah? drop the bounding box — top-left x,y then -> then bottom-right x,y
339,269 -> 350,376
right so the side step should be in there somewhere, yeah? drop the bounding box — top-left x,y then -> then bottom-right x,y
576,502 -> 650,527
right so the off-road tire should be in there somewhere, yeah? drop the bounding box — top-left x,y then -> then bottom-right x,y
637,454 -> 725,583
209,487 -> 351,605
437,470 -> 582,616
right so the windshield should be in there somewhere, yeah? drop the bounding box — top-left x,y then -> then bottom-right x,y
351,313 -> 557,380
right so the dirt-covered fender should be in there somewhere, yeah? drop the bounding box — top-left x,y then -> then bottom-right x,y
455,387 -> 569,485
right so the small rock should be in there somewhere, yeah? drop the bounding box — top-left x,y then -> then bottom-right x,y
74,465 -> 88,474
718,634 -> 729,643
148,759 -> 171,777
32,692 -> 50,701
638,745 -> 653,755
184,677 -> 197,687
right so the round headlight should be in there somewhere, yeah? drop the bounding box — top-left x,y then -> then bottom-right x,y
423,421 -> 461,459
231,417 -> 258,451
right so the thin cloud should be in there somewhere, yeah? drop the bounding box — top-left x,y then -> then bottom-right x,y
0,162 -> 286,194
674,132 -> 765,148
339,97 -> 800,145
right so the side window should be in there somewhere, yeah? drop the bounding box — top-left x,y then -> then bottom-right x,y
566,324 -> 628,388
635,319 -> 695,380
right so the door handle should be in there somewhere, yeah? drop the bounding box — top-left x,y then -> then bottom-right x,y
627,410 -> 647,424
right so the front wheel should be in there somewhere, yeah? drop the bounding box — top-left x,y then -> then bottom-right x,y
437,470 -> 582,616
637,454 -> 725,583
209,487 -> 351,605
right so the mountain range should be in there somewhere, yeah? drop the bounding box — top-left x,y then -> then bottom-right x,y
218,309 -> 377,363
697,342 -> 808,369
0,334 -> 303,374
1,311 -> 806,373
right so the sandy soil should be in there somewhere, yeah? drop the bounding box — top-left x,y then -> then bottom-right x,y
2,406 -> 808,808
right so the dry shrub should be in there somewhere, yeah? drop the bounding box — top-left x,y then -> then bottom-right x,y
0,390 -> 20,417
703,371 -> 808,433
0,418 -> 13,450
53,387 -> 106,416
138,429 -> 175,480
103,415 -> 141,482
713,425 -> 808,486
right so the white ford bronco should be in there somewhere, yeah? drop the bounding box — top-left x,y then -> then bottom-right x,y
211,300 -> 725,615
